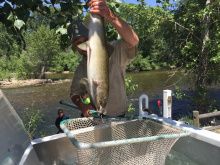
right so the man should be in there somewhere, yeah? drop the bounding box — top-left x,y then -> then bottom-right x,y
68,0 -> 139,117
55,109 -> 69,133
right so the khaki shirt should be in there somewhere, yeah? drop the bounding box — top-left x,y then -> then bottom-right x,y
70,39 -> 137,116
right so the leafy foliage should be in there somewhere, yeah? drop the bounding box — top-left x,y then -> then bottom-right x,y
22,24 -> 61,78
125,76 -> 138,117
50,49 -> 82,72
125,76 -> 138,97
0,0 -> 122,47
127,54 -> 152,71
21,103 -> 45,139
170,0 -> 220,113
0,23 -> 22,79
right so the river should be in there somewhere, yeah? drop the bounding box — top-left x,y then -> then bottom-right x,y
1,70 -> 219,137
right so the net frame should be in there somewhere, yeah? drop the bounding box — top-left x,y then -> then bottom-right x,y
60,117 -> 190,165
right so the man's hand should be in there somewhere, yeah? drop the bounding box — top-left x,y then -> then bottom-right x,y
79,103 -> 94,117
70,94 -> 94,117
88,0 -> 110,18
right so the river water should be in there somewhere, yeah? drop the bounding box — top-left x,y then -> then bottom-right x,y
1,69 -> 219,136
1,70 -> 220,135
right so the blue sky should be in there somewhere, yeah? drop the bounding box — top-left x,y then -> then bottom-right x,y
123,0 -> 160,7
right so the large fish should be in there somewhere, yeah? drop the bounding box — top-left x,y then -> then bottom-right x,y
79,13 -> 109,112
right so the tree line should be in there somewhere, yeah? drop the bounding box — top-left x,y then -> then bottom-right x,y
0,0 -> 219,113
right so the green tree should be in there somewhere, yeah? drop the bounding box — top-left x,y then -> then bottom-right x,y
0,23 -> 17,56
171,0 -> 220,113
0,23 -> 22,79
127,53 -> 152,71
22,24 -> 61,78
50,49 -> 82,72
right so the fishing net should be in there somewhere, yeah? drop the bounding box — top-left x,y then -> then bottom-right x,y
61,117 -> 190,165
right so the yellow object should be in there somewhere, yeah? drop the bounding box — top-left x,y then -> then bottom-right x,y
82,97 -> 90,104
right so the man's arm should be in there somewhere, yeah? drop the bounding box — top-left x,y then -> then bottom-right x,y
88,0 -> 139,49
70,94 -> 94,117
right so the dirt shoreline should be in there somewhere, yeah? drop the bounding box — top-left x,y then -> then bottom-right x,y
0,78 -> 71,88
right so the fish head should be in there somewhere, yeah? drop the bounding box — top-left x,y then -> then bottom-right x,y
77,42 -> 87,51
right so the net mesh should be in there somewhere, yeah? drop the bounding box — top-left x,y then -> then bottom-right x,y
63,118 -> 186,165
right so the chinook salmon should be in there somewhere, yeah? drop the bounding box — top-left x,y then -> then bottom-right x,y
79,13 -> 109,112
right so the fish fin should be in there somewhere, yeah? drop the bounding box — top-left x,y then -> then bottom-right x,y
92,78 -> 101,87
86,41 -> 91,50
77,42 -> 87,51
83,13 -> 92,29
79,78 -> 89,91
